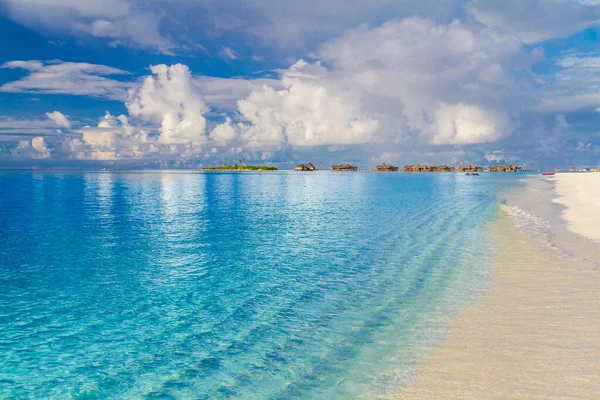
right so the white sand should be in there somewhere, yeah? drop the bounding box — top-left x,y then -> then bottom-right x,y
552,173 -> 600,242
393,180 -> 600,400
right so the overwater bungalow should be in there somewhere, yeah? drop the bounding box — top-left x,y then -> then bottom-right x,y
403,164 -> 455,172
294,163 -> 316,171
331,163 -> 357,171
457,164 -> 483,172
375,163 -> 399,172
404,164 -> 430,172
434,164 -> 456,172
488,164 -> 522,172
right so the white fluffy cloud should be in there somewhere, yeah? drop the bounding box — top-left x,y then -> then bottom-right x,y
45,111 -> 71,129
210,60 -> 378,149
317,18 -> 522,145
431,104 -> 511,145
0,60 -> 130,100
2,1 -> 600,167
194,76 -> 281,111
12,137 -> 51,159
126,64 -> 209,145
67,111 -> 151,160
56,64 -> 212,162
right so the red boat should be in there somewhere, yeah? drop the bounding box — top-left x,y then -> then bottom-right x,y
541,172 -> 555,176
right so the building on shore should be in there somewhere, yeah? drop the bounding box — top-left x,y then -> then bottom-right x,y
331,163 -> 357,171
375,163 -> 399,171
487,164 -> 522,172
457,164 -> 483,172
403,164 -> 456,172
294,163 -> 316,171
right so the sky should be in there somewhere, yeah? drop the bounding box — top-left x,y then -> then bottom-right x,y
0,0 -> 599,169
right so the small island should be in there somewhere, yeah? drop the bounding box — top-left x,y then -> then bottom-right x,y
403,164 -> 456,172
202,166 -> 278,171
294,163 -> 316,171
331,164 -> 357,171
487,164 -> 521,172
375,163 -> 399,171
458,165 -> 483,172
202,162 -> 278,171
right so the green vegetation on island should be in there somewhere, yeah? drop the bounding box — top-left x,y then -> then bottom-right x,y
202,159 -> 278,171
202,165 -> 278,171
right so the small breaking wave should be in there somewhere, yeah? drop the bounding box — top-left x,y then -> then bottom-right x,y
500,203 -> 569,258
501,202 -> 600,267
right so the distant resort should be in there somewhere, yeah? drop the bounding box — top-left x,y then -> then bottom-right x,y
294,162 -> 529,172
202,161 -> 599,173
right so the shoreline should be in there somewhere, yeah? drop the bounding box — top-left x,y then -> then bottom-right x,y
394,174 -> 600,399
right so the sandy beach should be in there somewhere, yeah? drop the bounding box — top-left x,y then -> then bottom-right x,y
553,174 -> 600,242
395,173 -> 600,400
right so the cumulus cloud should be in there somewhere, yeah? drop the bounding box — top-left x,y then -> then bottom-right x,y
318,18 -> 524,145
194,76 -> 281,112
209,117 -> 239,146
431,104 -> 511,145
210,60 -> 378,150
66,111 -> 150,161
45,111 -> 71,129
126,64 -> 209,145
55,64 -> 212,162
12,137 -> 51,159
0,60 -> 131,100
0,18 -> 534,164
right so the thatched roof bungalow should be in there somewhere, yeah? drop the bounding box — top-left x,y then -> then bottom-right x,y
294,163 -> 316,171
404,164 -> 430,172
433,164 -> 456,172
375,163 -> 399,171
331,163 -> 357,171
404,164 -> 455,172
488,164 -> 522,172
457,164 -> 483,172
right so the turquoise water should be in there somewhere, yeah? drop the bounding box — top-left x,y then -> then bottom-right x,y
0,171 -> 521,399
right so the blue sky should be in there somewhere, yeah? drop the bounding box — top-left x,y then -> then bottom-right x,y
0,0 -> 599,169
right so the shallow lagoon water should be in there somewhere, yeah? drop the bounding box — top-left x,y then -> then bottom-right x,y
0,171 -> 522,399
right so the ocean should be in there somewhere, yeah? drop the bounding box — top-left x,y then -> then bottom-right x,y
0,171 -> 522,399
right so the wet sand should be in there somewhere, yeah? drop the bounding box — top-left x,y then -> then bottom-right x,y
395,177 -> 600,399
